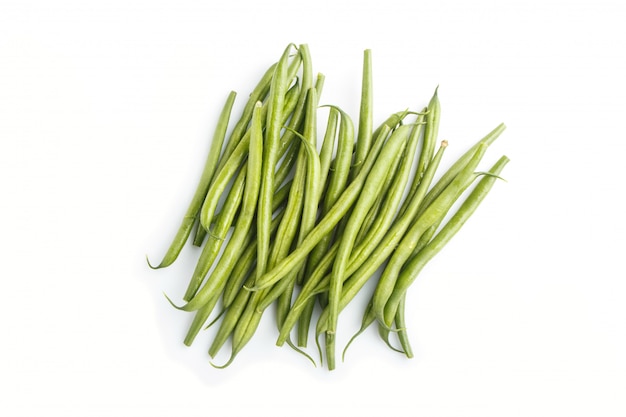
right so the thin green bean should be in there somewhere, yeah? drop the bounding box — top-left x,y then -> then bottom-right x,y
147,91 -> 237,269
371,143 -> 489,327
382,155 -> 510,324
257,44 -> 301,283
351,49 -> 373,180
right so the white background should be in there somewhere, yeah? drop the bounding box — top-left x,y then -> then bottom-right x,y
1,0 -> 625,415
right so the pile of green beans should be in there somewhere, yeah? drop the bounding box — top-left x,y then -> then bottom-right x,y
148,44 -> 509,370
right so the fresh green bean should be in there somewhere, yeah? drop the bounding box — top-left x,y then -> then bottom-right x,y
257,44 -> 302,283
147,91 -> 237,269
255,125 -> 322,312
351,49 -> 373,180
413,89 -> 440,190
382,155 -> 509,325
184,167 -> 247,301
318,107 -> 340,192
371,143 -> 489,327
294,88 -> 322,286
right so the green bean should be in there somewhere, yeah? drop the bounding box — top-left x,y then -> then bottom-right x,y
318,107 -> 340,193
326,124 -> 412,369
174,101 -> 264,313
295,88 -> 322,285
257,44 -> 304,283
371,143 -> 489,328
184,167 -> 247,301
250,123 -> 391,292
382,155 -> 509,325
256,124 -> 322,312
147,91 -> 237,269
351,49 -> 373,180
409,89 -> 440,199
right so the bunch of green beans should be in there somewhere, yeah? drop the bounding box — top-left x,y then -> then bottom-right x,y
148,44 -> 509,370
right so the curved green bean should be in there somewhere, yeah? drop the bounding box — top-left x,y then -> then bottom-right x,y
382,155 -> 509,324
371,143 -> 489,327
147,91 -> 237,269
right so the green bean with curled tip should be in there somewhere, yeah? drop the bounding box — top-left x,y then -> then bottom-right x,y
171,101 -> 264,313
370,143 -> 489,328
326,124 -> 412,370
382,155 -> 510,325
147,91 -> 237,269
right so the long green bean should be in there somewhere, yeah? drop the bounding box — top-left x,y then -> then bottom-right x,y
382,156 -> 509,325
147,91 -> 237,269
